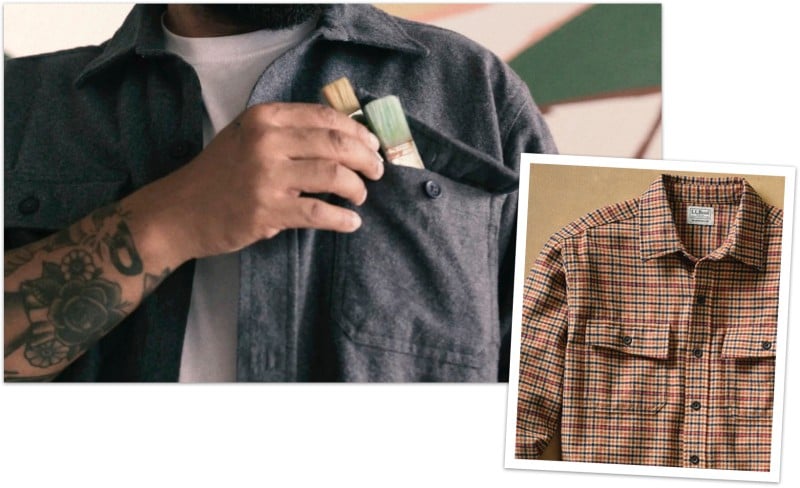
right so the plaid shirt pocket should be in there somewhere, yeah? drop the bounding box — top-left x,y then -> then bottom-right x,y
581,320 -> 671,413
721,323 -> 777,418
719,322 -> 777,470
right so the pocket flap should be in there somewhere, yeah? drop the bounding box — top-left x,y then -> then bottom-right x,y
407,117 -> 519,194
358,90 -> 519,194
586,320 -> 670,360
721,323 -> 777,359
5,177 -> 127,230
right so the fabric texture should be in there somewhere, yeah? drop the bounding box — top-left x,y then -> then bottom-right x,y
162,14 -> 317,382
4,4 -> 557,382
515,175 -> 781,471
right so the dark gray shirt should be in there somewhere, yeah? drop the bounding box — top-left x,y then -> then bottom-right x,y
5,4 -> 556,381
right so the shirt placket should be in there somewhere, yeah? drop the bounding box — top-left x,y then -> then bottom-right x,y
681,258 -> 714,468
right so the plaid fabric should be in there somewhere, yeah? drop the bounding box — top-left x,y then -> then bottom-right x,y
515,175 -> 782,471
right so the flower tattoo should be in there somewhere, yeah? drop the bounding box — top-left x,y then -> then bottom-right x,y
60,250 -> 97,281
49,277 -> 126,346
17,251 -> 128,368
6,204 -> 145,377
24,340 -> 69,368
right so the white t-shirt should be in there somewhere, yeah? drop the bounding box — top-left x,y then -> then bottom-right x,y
162,17 -> 316,382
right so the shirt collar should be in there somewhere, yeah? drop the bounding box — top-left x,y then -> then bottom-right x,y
76,4 -> 428,87
638,174 -> 767,269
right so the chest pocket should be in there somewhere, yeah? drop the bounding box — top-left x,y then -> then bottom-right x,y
582,320 -> 671,413
330,114 -> 517,370
721,322 -> 777,418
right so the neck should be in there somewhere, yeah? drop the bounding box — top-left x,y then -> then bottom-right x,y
164,5 -> 260,37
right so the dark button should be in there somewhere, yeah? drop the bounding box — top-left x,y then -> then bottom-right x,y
696,295 -> 706,305
690,401 -> 702,411
693,348 -> 703,359
622,336 -> 633,346
762,341 -> 772,351
169,140 -> 192,159
689,455 -> 700,465
18,196 -> 40,215
423,180 -> 442,199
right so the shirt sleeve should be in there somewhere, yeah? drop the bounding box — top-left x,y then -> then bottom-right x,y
515,234 -> 569,458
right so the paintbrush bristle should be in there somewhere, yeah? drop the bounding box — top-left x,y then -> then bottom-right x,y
364,95 -> 424,169
322,77 -> 362,115
363,96 -> 412,148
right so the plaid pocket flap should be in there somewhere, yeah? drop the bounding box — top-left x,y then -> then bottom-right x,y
586,321 -> 670,360
721,323 -> 777,359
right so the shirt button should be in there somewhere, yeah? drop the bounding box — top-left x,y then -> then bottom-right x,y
169,140 -> 193,159
692,348 -> 703,359
762,341 -> 772,351
689,455 -> 700,465
690,401 -> 702,411
18,196 -> 40,215
423,180 -> 442,199
622,336 -> 633,346
696,295 -> 706,305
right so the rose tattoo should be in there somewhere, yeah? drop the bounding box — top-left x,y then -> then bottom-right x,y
18,250 -> 129,367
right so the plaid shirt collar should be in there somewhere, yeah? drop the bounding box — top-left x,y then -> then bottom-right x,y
75,4 -> 428,87
638,174 -> 767,269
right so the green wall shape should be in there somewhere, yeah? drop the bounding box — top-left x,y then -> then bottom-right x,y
510,4 -> 662,107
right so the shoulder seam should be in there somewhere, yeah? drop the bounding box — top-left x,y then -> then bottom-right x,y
765,204 -> 783,226
500,78 -> 531,149
555,199 -> 639,244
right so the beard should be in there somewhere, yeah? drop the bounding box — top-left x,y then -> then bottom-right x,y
202,4 -> 326,30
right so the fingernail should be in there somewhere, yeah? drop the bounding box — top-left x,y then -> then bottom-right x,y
375,154 -> 385,178
359,188 -> 368,205
367,132 -> 380,151
350,213 -> 362,230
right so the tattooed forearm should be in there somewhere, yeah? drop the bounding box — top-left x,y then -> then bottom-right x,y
6,223 -> 81,278
4,204 -> 141,278
13,250 -> 130,369
106,221 -> 144,275
3,203 -> 165,381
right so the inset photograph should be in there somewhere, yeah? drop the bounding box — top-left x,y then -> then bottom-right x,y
505,155 -> 794,481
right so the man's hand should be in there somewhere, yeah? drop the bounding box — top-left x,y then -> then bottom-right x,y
130,102 -> 384,264
4,102 -> 384,380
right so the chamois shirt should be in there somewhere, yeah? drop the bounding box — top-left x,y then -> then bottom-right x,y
5,4 -> 556,382
516,175 -> 781,471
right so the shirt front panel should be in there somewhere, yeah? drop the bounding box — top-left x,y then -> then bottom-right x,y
234,4 -> 557,382
516,176 -> 781,471
162,16 -> 315,382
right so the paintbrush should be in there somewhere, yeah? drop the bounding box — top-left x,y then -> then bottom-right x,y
322,77 -> 365,123
363,95 -> 425,169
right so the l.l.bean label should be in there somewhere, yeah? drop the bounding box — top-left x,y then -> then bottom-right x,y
687,206 -> 714,226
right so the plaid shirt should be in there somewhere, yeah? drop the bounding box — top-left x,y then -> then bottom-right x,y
515,175 -> 781,471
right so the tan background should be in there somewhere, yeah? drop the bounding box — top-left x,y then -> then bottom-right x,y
523,163 -> 785,460
525,164 -> 786,274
